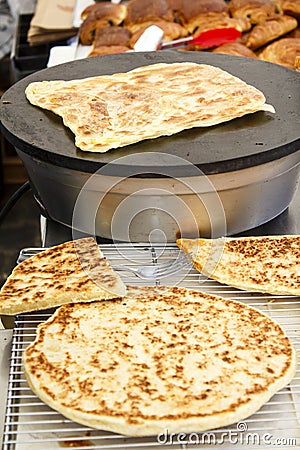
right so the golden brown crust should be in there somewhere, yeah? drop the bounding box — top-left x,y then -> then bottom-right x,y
0,237 -> 126,315
25,62 -> 275,153
23,285 -> 297,436
212,41 -> 258,57
124,0 -> 174,27
246,14 -> 298,49
228,0 -> 280,24
177,235 -> 300,295
259,37 -> 300,68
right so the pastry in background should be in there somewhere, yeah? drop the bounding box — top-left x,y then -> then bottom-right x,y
88,46 -> 130,57
129,20 -> 187,46
228,0 -> 280,24
79,3 -> 127,45
279,0 -> 300,20
88,26 -> 131,57
124,0 -> 174,32
212,41 -> 258,57
190,15 -> 251,36
285,26 -> 300,39
259,37 -> 300,69
92,26 -> 131,48
246,14 -> 298,49
80,2 -> 125,21
175,0 -> 229,34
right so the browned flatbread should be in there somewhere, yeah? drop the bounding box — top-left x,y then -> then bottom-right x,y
23,285 -> 297,436
177,235 -> 300,296
25,62 -> 275,153
0,237 -> 126,315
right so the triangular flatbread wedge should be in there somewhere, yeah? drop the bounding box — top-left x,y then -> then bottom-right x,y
0,237 -> 126,315
177,235 -> 300,296
25,62 -> 275,153
23,285 -> 297,436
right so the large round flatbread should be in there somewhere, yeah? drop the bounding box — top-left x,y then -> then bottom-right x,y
177,235 -> 300,296
23,285 -> 297,436
25,62 -> 275,153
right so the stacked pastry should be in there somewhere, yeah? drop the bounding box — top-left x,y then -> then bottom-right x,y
78,0 -> 300,70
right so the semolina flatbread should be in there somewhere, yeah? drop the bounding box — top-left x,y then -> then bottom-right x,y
25,62 -> 275,153
177,235 -> 300,296
0,237 -> 126,315
23,285 -> 297,436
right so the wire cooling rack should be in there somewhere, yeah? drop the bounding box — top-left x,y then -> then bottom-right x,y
2,243 -> 300,449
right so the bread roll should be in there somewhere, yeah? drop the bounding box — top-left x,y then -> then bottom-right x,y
79,3 -> 127,45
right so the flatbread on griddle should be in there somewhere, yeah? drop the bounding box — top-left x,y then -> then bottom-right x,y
23,285 -> 297,436
25,62 -> 275,153
177,235 -> 300,296
0,237 -> 126,315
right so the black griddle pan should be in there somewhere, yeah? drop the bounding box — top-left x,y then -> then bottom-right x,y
1,51 -> 299,175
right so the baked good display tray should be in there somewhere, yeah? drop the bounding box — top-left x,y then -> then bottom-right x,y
2,243 -> 300,449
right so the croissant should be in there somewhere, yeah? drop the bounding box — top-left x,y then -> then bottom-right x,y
228,0 -> 279,24
259,37 -> 300,69
191,15 -> 251,35
246,14 -> 298,49
212,42 -> 258,57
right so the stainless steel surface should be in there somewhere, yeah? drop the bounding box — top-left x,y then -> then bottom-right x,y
2,244 -> 300,449
18,150 -> 300,241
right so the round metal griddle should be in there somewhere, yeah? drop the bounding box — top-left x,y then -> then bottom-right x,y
1,51 -> 299,175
